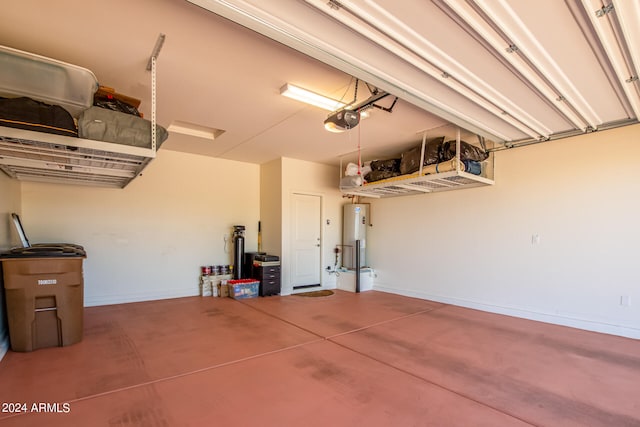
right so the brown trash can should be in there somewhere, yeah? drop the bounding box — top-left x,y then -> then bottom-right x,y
1,246 -> 86,352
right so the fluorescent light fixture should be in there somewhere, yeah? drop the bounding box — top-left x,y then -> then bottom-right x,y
167,120 -> 225,141
280,83 -> 346,111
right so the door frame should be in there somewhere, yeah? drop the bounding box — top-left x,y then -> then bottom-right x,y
284,190 -> 324,295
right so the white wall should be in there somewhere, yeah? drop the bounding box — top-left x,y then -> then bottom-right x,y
0,172 -> 21,359
260,159 -> 283,257
20,150 -> 260,306
0,173 -> 21,250
370,124 -> 640,338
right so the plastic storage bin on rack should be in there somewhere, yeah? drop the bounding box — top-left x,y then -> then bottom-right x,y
0,45 -> 98,117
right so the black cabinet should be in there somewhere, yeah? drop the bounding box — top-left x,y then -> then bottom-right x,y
243,252 -> 265,279
255,264 -> 280,296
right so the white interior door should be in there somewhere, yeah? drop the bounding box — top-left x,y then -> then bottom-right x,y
290,193 -> 321,290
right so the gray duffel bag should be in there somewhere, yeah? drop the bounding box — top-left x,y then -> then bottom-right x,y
78,106 -> 168,148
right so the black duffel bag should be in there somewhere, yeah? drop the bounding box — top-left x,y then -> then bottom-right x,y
370,158 -> 400,172
440,139 -> 489,162
0,97 -> 77,137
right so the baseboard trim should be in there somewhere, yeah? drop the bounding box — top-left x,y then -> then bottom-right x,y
374,284 -> 640,340
84,288 -> 199,307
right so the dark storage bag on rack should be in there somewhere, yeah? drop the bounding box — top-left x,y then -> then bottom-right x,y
440,140 -> 488,162
370,158 -> 400,172
0,97 -> 77,137
365,169 -> 400,183
399,136 -> 444,175
78,106 -> 168,148
93,95 -> 141,117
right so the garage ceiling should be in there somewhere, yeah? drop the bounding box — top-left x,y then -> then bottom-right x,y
190,0 -> 640,143
2,0 -> 639,166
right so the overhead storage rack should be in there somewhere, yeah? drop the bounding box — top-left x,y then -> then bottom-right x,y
340,126 -> 495,198
341,169 -> 493,198
0,38 -> 164,188
0,126 -> 156,188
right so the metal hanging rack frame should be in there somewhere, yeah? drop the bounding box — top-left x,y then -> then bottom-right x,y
0,34 -> 165,189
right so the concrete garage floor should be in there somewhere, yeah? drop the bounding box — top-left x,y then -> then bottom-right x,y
0,290 -> 638,426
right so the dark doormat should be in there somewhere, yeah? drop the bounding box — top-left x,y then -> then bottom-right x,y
293,290 -> 334,297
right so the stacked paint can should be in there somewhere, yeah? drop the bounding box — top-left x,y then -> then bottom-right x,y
200,266 -> 214,297
200,266 -> 232,297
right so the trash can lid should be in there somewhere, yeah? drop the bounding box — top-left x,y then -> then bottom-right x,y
0,245 -> 86,258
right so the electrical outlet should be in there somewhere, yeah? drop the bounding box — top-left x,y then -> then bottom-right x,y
620,295 -> 631,307
531,234 -> 540,245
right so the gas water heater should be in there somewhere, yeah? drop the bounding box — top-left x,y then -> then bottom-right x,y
342,204 -> 368,269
